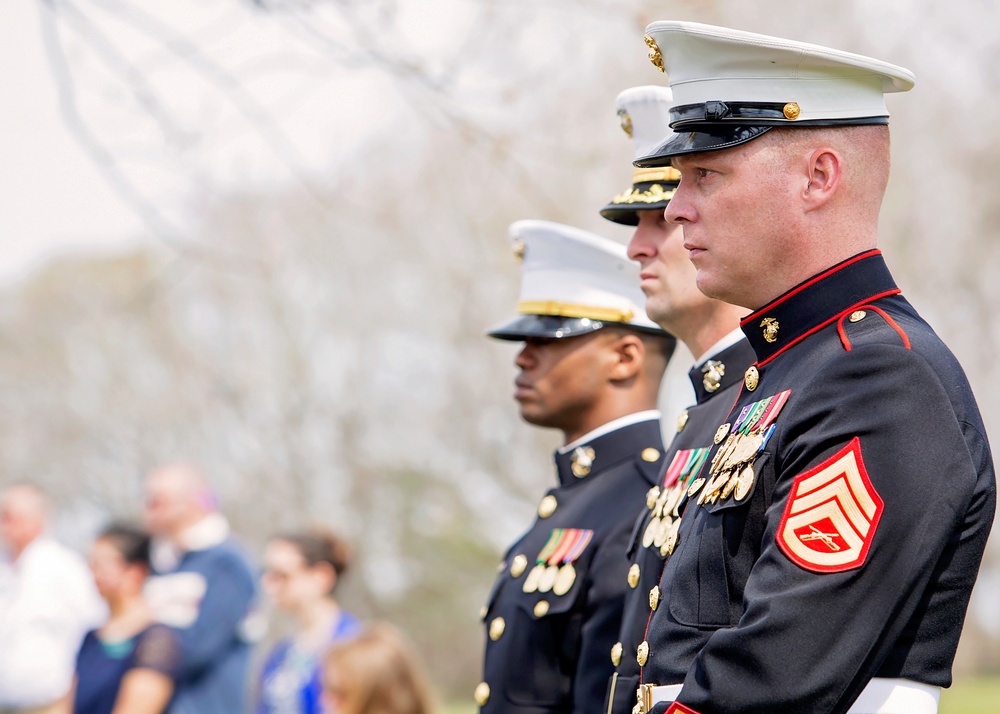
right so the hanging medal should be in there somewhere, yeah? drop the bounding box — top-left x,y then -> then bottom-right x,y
553,530 -> 592,596
523,530 -> 560,593
699,389 -> 791,505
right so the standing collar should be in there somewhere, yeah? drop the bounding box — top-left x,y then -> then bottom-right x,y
558,410 -> 661,453
687,336 -> 756,404
693,328 -> 747,367
554,417 -> 663,486
740,250 -> 899,366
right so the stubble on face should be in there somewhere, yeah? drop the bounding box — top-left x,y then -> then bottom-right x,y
672,138 -> 802,310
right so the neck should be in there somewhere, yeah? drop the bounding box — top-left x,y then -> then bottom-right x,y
167,512 -> 208,544
102,592 -> 153,639
674,305 -> 747,360
745,222 -> 878,310
295,597 -> 339,632
292,598 -> 341,651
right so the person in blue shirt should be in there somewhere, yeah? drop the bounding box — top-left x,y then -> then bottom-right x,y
257,529 -> 361,714
142,463 -> 258,714
70,522 -> 180,714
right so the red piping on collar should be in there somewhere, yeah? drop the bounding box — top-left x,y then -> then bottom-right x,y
741,249 -> 883,327
757,288 -> 900,367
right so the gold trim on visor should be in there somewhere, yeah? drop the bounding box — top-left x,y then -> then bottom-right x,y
610,184 -> 677,206
632,167 -> 681,184
518,301 -> 634,323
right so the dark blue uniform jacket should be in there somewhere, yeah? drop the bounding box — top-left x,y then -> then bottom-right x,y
605,338 -> 755,714
643,251 -> 996,714
479,418 -> 665,714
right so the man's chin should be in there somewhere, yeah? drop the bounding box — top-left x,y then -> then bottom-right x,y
645,299 -> 673,327
518,408 -> 557,430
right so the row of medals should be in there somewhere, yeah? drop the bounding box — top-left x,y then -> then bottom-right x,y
689,423 -> 770,506
641,480 -> 686,556
522,559 -> 576,596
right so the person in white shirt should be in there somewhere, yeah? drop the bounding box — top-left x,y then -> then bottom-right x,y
0,483 -> 105,714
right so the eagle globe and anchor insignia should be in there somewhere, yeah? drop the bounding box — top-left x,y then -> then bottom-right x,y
760,317 -> 780,343
702,360 -> 726,393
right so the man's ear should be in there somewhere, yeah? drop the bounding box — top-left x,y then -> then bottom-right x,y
608,333 -> 644,382
802,147 -> 843,212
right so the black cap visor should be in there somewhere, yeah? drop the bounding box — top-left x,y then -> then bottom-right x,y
634,126 -> 774,168
599,180 -> 677,226
487,314 -> 606,341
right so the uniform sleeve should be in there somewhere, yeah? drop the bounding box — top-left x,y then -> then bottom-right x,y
574,518 -> 633,714
173,554 -> 257,680
669,345 -> 991,714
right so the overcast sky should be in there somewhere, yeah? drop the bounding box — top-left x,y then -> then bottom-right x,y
1,1 -> 145,283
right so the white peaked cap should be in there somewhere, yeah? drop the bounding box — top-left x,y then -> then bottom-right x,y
600,86 -> 680,226
615,85 -> 676,161
635,21 -> 915,165
488,220 -> 667,340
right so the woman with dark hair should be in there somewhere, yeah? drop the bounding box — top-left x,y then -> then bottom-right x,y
66,522 -> 179,714
257,528 -> 361,714
322,624 -> 435,714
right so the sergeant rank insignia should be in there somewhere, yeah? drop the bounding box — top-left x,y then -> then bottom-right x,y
522,528 -> 593,596
691,390 -> 792,506
777,437 -> 882,573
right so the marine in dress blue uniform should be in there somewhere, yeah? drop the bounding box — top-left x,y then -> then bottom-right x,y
629,23 -> 996,714
597,86 -> 754,714
477,220 -> 676,714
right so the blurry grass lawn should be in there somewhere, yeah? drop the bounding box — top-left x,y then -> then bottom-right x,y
941,676 -> 1000,714
444,676 -> 1000,714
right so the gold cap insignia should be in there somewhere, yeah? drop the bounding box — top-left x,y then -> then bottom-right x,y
849,310 -> 867,323
744,365 -> 760,392
783,102 -> 801,120
571,446 -> 596,477
618,108 -> 633,137
511,238 -> 526,261
611,641 -> 623,666
644,34 -> 664,72
538,494 -> 558,518
641,447 -> 660,462
702,359 -> 726,392
760,317 -> 780,343
474,682 -> 490,707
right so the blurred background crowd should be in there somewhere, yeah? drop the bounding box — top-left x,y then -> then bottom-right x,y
2,0 -> 1000,711
0,470 -> 434,714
